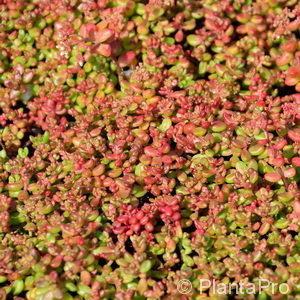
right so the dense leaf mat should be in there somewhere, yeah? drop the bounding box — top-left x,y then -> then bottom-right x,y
0,0 -> 300,299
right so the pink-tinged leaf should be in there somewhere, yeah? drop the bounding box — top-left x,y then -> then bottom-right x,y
276,52 -> 292,66
175,30 -> 184,42
285,76 -> 299,86
292,93 -> 300,101
95,28 -> 114,43
287,18 -> 300,31
144,146 -> 161,157
288,129 -> 300,143
205,18 -> 219,31
291,157 -> 300,167
118,51 -> 136,67
280,40 -> 298,53
273,139 -> 287,150
80,23 -> 97,39
287,66 -> 300,79
283,167 -> 296,178
264,172 -> 281,182
293,200 -> 300,216
97,44 -> 112,57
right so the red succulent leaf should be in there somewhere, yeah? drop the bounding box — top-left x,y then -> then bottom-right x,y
118,51 -> 137,68
94,28 -> 114,43
97,43 -> 112,57
79,23 -> 98,40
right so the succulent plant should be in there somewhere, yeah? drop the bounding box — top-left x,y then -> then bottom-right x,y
0,0 -> 300,299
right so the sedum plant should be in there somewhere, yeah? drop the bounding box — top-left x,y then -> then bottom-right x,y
0,0 -> 300,299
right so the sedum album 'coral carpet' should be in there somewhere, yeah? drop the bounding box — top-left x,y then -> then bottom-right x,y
0,0 -> 300,299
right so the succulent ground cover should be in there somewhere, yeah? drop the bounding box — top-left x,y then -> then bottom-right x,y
0,0 -> 300,299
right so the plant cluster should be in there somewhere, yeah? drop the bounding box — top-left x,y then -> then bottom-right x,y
0,0 -> 300,299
